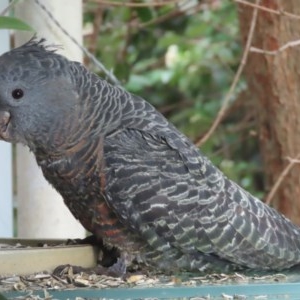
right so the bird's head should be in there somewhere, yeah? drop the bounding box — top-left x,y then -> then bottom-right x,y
0,39 -> 82,152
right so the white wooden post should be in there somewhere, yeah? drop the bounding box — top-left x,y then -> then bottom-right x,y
14,0 -> 85,239
0,0 -> 13,237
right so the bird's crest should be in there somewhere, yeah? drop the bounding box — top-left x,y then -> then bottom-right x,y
10,37 -> 62,57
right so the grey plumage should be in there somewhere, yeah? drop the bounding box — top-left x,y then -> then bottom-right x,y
0,39 -> 300,273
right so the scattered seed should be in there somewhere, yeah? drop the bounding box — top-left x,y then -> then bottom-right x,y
222,293 -> 234,300
74,278 -> 91,287
126,274 -> 145,283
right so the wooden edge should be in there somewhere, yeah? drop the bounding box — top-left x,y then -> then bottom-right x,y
0,239 -> 98,276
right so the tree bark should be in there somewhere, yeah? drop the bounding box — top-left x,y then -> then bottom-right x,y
238,1 -> 300,224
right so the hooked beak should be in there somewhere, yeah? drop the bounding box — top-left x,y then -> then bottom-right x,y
0,111 -> 11,141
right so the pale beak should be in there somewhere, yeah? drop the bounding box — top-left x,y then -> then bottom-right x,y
0,110 -> 11,141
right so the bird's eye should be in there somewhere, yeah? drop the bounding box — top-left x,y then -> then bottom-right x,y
12,89 -> 24,100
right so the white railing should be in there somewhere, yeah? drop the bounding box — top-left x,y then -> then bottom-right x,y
0,0 -> 13,238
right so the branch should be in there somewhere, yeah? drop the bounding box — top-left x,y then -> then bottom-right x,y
138,2 -> 204,28
195,0 -> 261,147
265,155 -> 300,205
234,0 -> 300,20
86,0 -> 182,8
251,39 -> 300,55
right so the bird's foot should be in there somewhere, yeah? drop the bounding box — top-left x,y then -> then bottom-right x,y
53,256 -> 127,278
53,255 -> 127,277
53,235 -> 129,278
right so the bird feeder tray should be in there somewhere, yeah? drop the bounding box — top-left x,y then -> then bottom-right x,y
3,281 -> 300,300
0,238 -> 98,276
1,239 -> 300,299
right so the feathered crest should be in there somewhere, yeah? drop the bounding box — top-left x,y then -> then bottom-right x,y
11,36 -> 63,57
25,37 -> 62,51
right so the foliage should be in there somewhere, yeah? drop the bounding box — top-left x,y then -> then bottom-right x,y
0,16 -> 32,31
85,0 -> 262,197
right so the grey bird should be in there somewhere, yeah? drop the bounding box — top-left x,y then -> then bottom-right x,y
0,39 -> 300,274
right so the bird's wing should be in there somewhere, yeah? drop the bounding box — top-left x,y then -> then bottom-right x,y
102,110 -> 300,270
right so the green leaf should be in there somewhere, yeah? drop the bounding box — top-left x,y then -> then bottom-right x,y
0,16 -> 33,31
135,7 -> 153,22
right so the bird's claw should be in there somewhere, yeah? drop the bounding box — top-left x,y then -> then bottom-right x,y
52,256 -> 127,278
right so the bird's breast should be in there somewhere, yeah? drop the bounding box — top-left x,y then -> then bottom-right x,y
40,156 -> 143,252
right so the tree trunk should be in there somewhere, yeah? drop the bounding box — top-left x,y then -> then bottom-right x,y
238,1 -> 300,225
